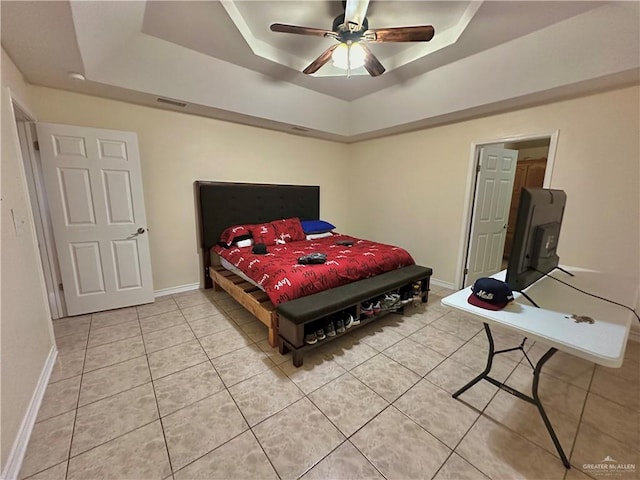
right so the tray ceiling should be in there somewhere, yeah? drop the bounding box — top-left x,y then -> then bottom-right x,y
2,1 -> 639,141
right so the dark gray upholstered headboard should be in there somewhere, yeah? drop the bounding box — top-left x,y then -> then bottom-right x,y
196,181 -> 320,287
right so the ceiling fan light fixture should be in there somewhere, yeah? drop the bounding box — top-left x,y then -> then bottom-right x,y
332,42 -> 365,70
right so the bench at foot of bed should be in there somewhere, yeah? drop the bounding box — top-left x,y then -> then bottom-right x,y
277,265 -> 433,367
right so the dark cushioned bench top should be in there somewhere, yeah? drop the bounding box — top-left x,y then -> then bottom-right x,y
277,265 -> 432,324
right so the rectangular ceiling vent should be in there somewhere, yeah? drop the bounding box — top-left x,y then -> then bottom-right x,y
290,126 -> 309,133
156,97 -> 187,108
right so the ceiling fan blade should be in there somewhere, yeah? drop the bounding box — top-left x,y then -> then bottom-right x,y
368,25 -> 435,42
270,23 -> 333,37
303,44 -> 339,74
344,0 -> 370,31
359,43 -> 385,77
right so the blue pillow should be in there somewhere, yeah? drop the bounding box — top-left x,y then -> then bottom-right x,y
301,219 -> 336,234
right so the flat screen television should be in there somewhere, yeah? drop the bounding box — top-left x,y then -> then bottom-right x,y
505,187 -> 567,292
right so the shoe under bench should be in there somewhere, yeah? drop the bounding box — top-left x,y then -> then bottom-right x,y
277,265 -> 433,367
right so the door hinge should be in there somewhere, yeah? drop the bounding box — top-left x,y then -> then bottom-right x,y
58,283 -> 64,292
464,268 -> 468,275
33,140 -> 40,151
476,163 -> 481,173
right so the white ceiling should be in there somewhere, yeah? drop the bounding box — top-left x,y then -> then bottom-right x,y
2,1 -> 639,142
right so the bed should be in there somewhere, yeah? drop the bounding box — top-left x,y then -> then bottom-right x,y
196,181 -> 429,349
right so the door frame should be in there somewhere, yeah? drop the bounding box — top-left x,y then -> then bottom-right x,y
455,130 -> 559,289
11,95 -> 66,318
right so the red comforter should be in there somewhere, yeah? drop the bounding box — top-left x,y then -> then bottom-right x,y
214,234 -> 415,306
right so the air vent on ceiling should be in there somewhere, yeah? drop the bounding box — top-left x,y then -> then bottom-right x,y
290,126 -> 309,132
156,97 -> 187,108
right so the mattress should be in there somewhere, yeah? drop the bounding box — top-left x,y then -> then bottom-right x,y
214,233 -> 415,306
219,257 -> 264,291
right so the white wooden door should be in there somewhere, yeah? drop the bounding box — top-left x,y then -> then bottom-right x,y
465,147 -> 518,286
36,122 -> 154,315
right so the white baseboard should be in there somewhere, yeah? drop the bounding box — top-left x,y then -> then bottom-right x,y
154,282 -> 200,298
429,278 -> 456,291
1,346 -> 57,480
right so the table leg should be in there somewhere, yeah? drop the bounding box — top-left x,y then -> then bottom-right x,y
532,347 -> 571,468
450,326 -> 571,469
453,323 -> 494,398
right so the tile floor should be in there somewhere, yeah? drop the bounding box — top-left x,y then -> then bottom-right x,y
20,285 -> 639,480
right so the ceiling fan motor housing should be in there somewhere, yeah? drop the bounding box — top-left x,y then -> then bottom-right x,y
332,13 -> 368,42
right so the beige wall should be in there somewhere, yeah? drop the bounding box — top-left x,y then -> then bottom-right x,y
1,49 -> 54,472
28,86 -> 350,290
28,83 -> 640,293
349,86 -> 640,290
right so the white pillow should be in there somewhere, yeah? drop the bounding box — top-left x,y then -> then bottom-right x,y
235,238 -> 253,248
306,232 -> 333,240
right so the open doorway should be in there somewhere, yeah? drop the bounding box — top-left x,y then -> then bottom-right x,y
503,138 -> 551,267
457,131 -> 558,288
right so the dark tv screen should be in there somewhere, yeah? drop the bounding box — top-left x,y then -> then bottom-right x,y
505,188 -> 567,291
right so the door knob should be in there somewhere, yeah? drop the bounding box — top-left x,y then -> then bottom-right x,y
503,224 -> 507,229
130,227 -> 146,236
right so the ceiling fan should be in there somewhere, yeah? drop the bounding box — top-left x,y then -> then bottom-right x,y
270,0 -> 435,77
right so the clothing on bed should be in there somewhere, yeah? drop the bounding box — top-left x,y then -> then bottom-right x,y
297,252 -> 327,264
214,233 -> 415,306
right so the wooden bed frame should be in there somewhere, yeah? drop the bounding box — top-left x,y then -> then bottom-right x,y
196,181 -> 320,347
208,265 -> 279,346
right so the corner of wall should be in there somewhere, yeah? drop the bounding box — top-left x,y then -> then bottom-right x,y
2,54 -> 56,475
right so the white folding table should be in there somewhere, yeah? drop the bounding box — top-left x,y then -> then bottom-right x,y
441,266 -> 635,468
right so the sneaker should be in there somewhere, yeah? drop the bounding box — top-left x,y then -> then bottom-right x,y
344,313 -> 354,329
361,302 -> 374,316
350,313 -> 360,326
381,293 -> 400,310
400,291 -> 412,305
305,333 -> 317,345
335,319 -> 345,333
326,321 -> 336,337
372,301 -> 382,314
316,328 -> 326,341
